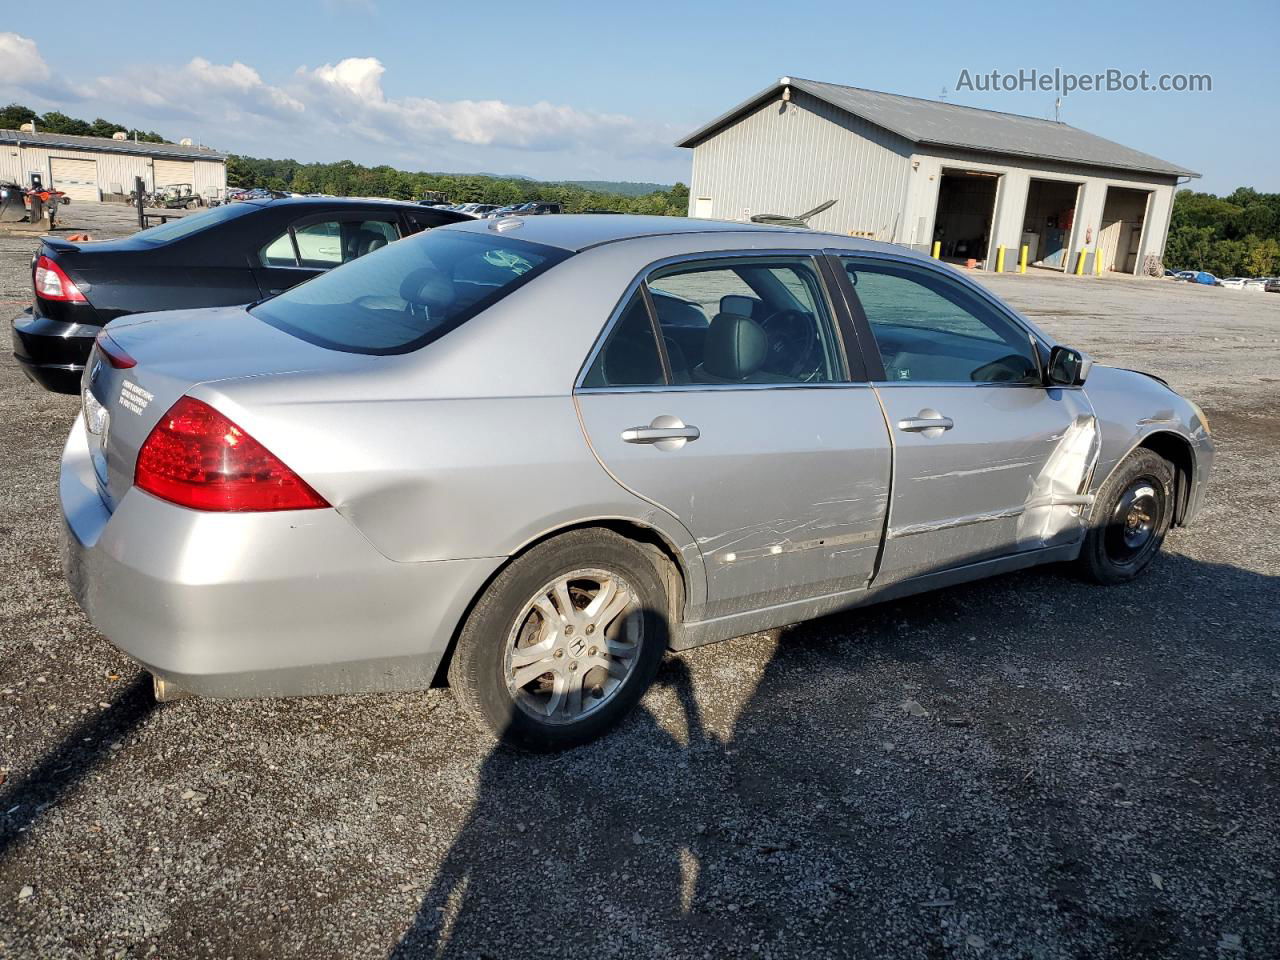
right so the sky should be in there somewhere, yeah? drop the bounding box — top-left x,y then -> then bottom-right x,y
1,0 -> 1274,194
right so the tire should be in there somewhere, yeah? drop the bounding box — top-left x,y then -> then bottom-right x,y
447,529 -> 669,750
1077,447 -> 1175,585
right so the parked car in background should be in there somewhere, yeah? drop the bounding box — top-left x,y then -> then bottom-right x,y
521,201 -> 564,215
60,215 -> 1213,750
1220,277 -> 1249,290
1173,271 -> 1196,281
1266,278 -> 1280,293
469,204 -> 500,217
1243,279 -> 1267,293
485,204 -> 524,219
1190,271 -> 1220,286
11,197 -> 469,393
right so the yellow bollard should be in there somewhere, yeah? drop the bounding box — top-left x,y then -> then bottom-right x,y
1094,250 -> 1103,276
1074,250 -> 1086,275
930,240 -> 941,259
995,245 -> 1006,273
1019,244 -> 1028,273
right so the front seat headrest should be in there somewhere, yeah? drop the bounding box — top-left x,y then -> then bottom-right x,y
702,312 -> 768,381
398,266 -> 456,313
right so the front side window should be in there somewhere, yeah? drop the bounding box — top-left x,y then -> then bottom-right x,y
251,229 -> 569,354
645,257 -> 842,385
258,218 -> 400,269
842,258 -> 1039,384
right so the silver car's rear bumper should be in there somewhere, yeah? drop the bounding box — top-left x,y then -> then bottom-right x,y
60,415 -> 502,698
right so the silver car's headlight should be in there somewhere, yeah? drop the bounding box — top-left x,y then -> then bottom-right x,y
1188,400 -> 1211,435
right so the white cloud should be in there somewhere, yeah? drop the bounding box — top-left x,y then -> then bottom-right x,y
0,35 -> 685,180
297,56 -> 674,155
0,32 -> 50,85
0,31 -> 88,100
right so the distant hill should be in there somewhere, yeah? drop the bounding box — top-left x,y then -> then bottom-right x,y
558,180 -> 674,197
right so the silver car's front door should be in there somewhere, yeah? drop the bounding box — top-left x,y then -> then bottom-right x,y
835,255 -> 1098,583
575,255 -> 891,620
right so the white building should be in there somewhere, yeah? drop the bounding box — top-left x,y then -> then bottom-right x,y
0,129 -> 227,204
678,78 -> 1199,274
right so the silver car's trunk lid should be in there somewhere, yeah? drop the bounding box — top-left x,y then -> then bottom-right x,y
84,306 -> 368,510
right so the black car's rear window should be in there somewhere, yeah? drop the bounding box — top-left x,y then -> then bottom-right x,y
250,229 -> 570,354
134,201 -> 257,243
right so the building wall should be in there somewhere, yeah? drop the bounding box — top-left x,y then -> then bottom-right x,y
687,90 -> 914,239
0,143 -> 226,201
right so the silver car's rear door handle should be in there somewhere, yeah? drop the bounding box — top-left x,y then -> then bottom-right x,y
621,415 -> 700,449
898,415 -> 954,433
621,425 -> 701,443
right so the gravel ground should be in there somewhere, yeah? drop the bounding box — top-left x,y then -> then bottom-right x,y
1,214 -> 1278,958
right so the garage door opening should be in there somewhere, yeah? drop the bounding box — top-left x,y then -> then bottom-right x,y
932,170 -> 999,267
1020,178 -> 1080,271
154,159 -> 196,189
1098,186 -> 1151,275
50,157 -> 99,204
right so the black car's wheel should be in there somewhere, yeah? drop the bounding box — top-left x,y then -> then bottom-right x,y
448,529 -> 669,750
1077,447 -> 1174,584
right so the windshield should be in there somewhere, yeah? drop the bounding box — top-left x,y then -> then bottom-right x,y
134,201 -> 258,244
250,228 -> 570,354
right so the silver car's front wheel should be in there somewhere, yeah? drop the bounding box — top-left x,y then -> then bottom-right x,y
505,569 -> 642,724
449,529 -> 669,750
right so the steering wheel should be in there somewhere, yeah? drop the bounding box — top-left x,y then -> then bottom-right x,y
758,309 -> 818,378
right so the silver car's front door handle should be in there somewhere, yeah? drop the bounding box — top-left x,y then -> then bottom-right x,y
898,414 -> 954,433
621,426 -> 701,444
621,415 -> 700,450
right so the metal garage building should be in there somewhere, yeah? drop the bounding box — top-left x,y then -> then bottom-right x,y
0,129 -> 226,204
678,77 -> 1199,275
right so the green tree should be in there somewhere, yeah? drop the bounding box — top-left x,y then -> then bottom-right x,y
1243,236 -> 1280,277
0,103 -> 37,129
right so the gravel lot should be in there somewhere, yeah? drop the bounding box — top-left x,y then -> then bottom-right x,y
1,211 -> 1278,958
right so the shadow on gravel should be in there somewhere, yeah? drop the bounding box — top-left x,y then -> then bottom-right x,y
388,552 -> 1280,959
0,674 -> 154,860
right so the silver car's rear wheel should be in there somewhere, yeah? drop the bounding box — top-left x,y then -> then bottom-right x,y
505,569 -> 642,724
448,529 -> 669,750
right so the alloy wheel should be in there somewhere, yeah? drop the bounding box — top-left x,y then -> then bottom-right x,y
504,568 -> 642,724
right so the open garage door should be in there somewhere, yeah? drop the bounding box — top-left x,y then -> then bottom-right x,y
1098,187 -> 1151,275
932,170 -> 999,268
154,159 -> 196,188
50,157 -> 99,203
1021,178 -> 1080,271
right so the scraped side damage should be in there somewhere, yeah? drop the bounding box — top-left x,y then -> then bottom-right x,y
1016,414 -> 1100,548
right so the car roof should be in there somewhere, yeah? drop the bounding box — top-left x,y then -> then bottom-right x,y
245,196 -> 426,211
443,213 -> 905,254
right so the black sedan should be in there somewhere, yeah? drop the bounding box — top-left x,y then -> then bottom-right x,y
11,197 -> 469,393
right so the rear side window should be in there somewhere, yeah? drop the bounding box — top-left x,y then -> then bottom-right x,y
250,229 -> 570,354
134,201 -> 256,244
582,293 -> 664,387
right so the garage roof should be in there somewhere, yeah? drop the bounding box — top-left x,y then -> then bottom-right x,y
0,129 -> 225,161
677,77 -> 1199,179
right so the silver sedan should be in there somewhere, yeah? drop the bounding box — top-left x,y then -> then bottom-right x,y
61,215 -> 1213,749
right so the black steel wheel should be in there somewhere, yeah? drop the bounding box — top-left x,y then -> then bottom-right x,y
1078,447 -> 1174,584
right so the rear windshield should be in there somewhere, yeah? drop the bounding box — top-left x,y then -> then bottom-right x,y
250,228 -> 570,354
134,202 -> 257,244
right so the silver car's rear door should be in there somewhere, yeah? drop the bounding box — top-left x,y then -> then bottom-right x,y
831,254 -> 1098,583
575,253 -> 891,621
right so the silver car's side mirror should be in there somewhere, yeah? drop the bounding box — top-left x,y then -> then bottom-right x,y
1047,345 -> 1092,387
